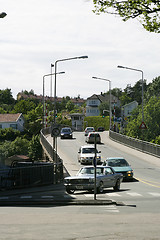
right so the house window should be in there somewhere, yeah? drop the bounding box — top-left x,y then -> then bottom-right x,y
10,124 -> 17,130
0,125 -> 2,128
73,116 -> 79,120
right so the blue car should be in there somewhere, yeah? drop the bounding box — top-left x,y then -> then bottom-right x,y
103,157 -> 133,180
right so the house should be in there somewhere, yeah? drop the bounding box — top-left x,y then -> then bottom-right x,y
70,113 -> 84,131
86,93 -> 120,117
122,101 -> 138,118
0,113 -> 25,132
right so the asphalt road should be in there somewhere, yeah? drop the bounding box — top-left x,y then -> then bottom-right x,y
55,131 -> 160,212
1,131 -> 160,240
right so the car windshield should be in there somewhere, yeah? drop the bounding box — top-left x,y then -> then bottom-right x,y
89,133 -> 100,137
79,167 -> 104,175
108,159 -> 129,167
86,128 -> 94,131
82,148 -> 98,154
62,128 -> 71,133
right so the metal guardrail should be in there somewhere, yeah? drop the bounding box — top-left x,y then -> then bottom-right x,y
0,162 -> 63,190
109,130 -> 160,158
40,127 -> 64,179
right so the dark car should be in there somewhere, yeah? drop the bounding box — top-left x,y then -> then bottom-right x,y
60,127 -> 73,139
97,127 -> 105,132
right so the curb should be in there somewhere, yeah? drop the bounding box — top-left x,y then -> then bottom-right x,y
0,198 -> 118,206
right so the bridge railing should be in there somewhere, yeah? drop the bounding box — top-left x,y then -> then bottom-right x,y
0,162 -> 63,190
40,127 -> 64,182
109,130 -> 160,158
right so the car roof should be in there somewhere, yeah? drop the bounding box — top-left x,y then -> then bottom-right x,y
88,132 -> 99,134
106,157 -> 125,160
81,145 -> 95,148
81,165 -> 106,168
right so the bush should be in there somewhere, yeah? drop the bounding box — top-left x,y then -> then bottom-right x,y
84,116 -> 110,131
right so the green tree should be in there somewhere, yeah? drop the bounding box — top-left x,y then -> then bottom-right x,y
28,135 -> 42,161
93,0 -> 160,33
119,92 -> 132,106
125,96 -> 160,142
145,76 -> 160,101
0,88 -> 15,105
0,137 -> 29,159
24,104 -> 43,136
0,128 -> 21,141
98,101 -> 109,116
13,99 -> 36,114
66,100 -> 75,112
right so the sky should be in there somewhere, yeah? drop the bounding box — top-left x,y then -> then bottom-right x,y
1,0 -> 160,100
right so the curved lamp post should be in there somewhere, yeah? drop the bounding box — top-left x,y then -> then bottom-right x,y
50,64 -> 54,97
92,76 -> 112,130
54,55 -> 88,123
43,72 -> 65,128
117,65 -> 144,123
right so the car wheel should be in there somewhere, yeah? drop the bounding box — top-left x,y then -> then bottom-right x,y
97,181 -> 104,193
113,179 -> 120,191
66,187 -> 75,194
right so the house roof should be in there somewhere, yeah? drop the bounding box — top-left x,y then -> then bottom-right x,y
87,93 -> 117,103
0,113 -> 23,123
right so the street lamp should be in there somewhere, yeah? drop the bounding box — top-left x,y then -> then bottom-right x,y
0,12 -> 7,18
50,64 -> 54,97
92,76 -> 112,130
54,55 -> 88,124
117,65 -> 144,122
43,72 -> 65,128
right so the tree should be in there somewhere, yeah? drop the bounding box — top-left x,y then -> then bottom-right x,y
145,76 -> 160,101
66,100 -> 75,112
0,128 -> 21,141
13,99 -> 36,114
0,88 -> 15,105
93,0 -> 160,33
125,96 -> 160,141
24,104 -> 43,136
0,137 -> 29,160
98,101 -> 109,116
28,135 -> 42,161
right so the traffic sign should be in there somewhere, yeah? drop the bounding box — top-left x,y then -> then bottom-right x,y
51,124 -> 61,137
139,121 -> 147,129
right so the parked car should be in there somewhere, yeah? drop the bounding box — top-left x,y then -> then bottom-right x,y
60,127 -> 73,139
86,132 -> 101,144
84,127 -> 95,136
78,145 -> 101,164
103,157 -> 133,180
64,165 -> 123,194
97,126 -> 105,132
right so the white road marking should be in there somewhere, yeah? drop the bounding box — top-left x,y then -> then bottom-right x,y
148,192 -> 160,197
105,193 -> 121,197
127,192 -> 143,197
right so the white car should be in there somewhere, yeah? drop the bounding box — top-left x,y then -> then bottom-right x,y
84,127 -> 95,136
78,145 -> 101,164
86,132 -> 101,144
